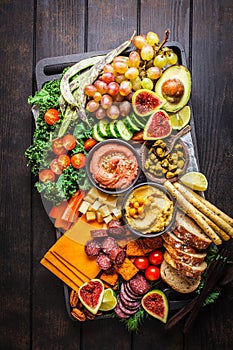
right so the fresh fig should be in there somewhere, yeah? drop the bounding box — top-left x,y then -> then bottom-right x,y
141,289 -> 169,323
78,278 -> 104,315
132,89 -> 165,117
143,110 -> 172,140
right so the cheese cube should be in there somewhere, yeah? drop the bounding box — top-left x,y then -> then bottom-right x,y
78,200 -> 91,214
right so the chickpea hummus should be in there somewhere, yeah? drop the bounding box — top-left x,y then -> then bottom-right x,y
89,143 -> 139,190
124,184 -> 174,234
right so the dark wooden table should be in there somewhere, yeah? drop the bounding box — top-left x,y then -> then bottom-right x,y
1,1 -> 233,349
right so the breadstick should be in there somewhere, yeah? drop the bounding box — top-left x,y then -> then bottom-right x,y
198,211 -> 230,241
164,181 -> 222,245
174,182 -> 233,238
184,186 -> 233,227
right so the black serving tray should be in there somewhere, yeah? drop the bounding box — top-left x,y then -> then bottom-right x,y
36,42 -> 200,321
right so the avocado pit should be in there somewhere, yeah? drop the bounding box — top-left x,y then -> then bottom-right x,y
161,78 -> 184,103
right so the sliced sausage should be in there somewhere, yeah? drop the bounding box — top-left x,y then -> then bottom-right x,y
101,237 -> 118,255
84,240 -> 101,257
96,253 -> 112,270
129,273 -> 150,295
109,246 -> 126,265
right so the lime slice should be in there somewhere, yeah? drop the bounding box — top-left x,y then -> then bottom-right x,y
169,106 -> 191,130
99,288 -> 117,311
180,171 -> 208,191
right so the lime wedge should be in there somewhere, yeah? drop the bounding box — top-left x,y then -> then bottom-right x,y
99,288 -> 117,311
169,106 -> 191,130
180,171 -> 208,191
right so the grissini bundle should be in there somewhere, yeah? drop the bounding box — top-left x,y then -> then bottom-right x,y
164,181 -> 222,245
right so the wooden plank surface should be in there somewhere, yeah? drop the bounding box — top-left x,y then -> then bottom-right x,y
0,0 -> 232,349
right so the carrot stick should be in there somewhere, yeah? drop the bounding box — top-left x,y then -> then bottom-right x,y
62,191 -> 85,223
174,182 -> 233,238
164,181 -> 222,245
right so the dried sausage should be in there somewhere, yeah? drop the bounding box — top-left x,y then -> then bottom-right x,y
101,237 -> 118,255
84,240 -> 101,257
96,253 -> 112,270
109,247 -> 126,265
129,273 -> 150,295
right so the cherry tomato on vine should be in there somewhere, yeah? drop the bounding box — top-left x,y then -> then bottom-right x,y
71,153 -> 86,169
62,134 -> 77,150
44,109 -> 60,125
148,250 -> 164,265
57,154 -> 71,170
50,159 -> 62,175
52,139 -> 66,155
84,138 -> 98,151
134,257 -> 149,270
39,169 -> 55,183
145,265 -> 160,281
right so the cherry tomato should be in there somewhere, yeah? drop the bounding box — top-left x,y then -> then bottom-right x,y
44,109 -> 60,125
131,130 -> 144,142
134,256 -> 149,270
39,169 -> 55,182
50,159 -> 62,175
148,250 -> 164,265
57,154 -> 71,170
62,134 -> 77,150
71,153 -> 86,169
145,265 -> 160,281
52,139 -> 66,155
84,138 -> 98,151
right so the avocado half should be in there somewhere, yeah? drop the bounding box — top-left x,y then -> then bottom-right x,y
155,65 -> 191,113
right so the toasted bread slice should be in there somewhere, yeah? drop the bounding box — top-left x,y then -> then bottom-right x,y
174,211 -> 212,250
162,231 -> 197,254
160,260 -> 201,293
163,242 -> 207,266
164,251 -> 207,278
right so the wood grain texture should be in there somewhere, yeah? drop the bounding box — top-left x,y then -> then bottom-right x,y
0,0 -> 34,349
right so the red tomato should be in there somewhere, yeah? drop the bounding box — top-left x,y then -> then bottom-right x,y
52,139 -> 66,155
57,154 -> 71,170
148,250 -> 164,265
145,265 -> 160,281
39,169 -> 55,182
44,109 -> 60,125
71,153 -> 86,169
50,159 -> 62,175
84,138 -> 98,151
134,257 -> 149,270
62,134 -> 77,150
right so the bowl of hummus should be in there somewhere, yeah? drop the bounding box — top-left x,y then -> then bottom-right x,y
86,139 -> 141,194
122,182 -> 176,237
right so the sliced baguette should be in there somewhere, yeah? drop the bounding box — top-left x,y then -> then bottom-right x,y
162,231 -> 198,254
164,251 -> 207,278
160,260 -> 201,293
163,242 -> 207,266
174,211 -> 212,250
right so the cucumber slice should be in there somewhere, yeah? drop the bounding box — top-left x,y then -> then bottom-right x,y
115,120 -> 133,140
124,116 -> 141,132
131,113 -> 146,129
97,120 -> 108,138
92,123 -> 105,141
109,121 -> 118,138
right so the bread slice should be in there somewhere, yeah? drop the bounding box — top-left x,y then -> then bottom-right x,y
163,242 -> 207,266
174,211 -> 212,250
160,260 -> 201,293
162,231 -> 198,254
164,251 -> 207,278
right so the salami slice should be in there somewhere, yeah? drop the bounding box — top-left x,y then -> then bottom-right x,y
116,295 -> 140,316
96,253 -> 112,270
124,282 -> 142,300
119,291 -> 141,310
129,273 -> 150,295
84,240 -> 101,257
114,305 -> 130,319
90,229 -> 109,239
101,237 -> 118,255
109,246 -> 126,265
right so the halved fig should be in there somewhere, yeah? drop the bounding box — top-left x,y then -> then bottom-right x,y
141,289 -> 169,323
78,279 -> 104,315
143,110 -> 172,140
132,89 -> 165,117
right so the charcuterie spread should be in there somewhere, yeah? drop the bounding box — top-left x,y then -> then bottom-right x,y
25,29 -> 233,332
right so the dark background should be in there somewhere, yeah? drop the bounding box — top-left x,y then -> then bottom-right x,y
0,1 -> 232,349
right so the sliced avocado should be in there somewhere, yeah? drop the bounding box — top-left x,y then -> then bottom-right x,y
155,65 -> 191,113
